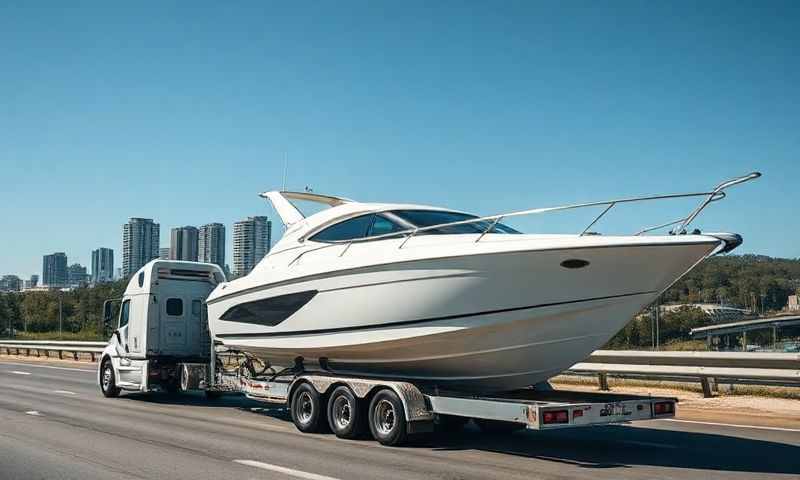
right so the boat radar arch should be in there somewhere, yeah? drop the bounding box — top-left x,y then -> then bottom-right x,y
259,191 -> 354,227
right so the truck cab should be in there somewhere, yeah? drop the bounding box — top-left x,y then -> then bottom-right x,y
98,260 -> 226,396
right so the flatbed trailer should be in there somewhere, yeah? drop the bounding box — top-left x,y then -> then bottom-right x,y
177,348 -> 677,446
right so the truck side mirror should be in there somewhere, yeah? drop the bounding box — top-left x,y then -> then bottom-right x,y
103,300 -> 114,330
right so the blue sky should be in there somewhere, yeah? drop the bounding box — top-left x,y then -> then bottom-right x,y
1,1 -> 797,278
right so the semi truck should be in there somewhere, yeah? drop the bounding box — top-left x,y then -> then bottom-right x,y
98,260 -> 676,446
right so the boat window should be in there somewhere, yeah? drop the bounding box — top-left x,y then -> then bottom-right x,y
309,214 -> 373,242
367,214 -> 406,238
219,290 -> 318,326
390,210 -> 521,235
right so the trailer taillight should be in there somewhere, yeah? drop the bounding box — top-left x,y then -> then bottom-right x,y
653,402 -> 674,415
543,410 -> 569,424
572,409 -> 584,420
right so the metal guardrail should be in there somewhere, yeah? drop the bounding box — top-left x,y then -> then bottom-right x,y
0,340 -> 105,362
569,350 -> 800,397
1,342 -> 797,397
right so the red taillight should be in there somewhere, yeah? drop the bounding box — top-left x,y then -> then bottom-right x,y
543,409 -> 570,424
654,402 -> 674,415
573,409 -> 584,419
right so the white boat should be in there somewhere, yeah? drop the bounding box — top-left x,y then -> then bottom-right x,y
207,173 -> 759,392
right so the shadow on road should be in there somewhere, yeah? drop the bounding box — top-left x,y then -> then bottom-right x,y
421,423 -> 800,475
124,391 -> 267,409
122,392 -> 799,475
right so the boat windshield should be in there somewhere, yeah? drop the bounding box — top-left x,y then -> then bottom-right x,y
390,210 -> 521,235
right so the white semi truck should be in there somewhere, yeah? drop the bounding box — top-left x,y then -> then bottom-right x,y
98,260 -> 676,446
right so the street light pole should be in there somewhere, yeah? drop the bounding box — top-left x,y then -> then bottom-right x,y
58,290 -> 63,340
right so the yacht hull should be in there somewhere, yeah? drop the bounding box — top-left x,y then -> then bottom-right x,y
209,239 -> 720,392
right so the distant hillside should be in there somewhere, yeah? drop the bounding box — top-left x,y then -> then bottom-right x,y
607,254 -> 800,349
661,254 -> 800,312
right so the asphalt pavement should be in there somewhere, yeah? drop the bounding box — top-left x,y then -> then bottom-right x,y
1,359 -> 798,480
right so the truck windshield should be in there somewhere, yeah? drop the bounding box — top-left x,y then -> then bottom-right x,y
390,210 -> 521,235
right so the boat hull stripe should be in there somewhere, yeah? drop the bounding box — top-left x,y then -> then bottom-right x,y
216,290 -> 656,339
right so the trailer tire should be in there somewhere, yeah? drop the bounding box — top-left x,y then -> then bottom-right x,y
474,418 -> 525,434
290,382 -> 327,433
327,386 -> 365,439
100,359 -> 120,398
368,389 -> 407,446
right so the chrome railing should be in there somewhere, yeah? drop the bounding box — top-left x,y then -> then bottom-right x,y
288,172 -> 760,265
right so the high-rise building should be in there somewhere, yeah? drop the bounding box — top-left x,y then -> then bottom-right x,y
170,226 -> 199,261
67,264 -> 89,288
159,247 -> 170,260
24,275 -> 39,290
233,216 -> 271,277
91,248 -> 114,284
122,218 -> 160,277
42,252 -> 68,287
0,275 -> 22,292
198,223 -> 225,269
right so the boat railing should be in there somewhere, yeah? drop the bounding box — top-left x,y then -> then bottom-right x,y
287,172 -> 760,265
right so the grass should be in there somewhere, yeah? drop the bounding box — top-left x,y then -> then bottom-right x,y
3,330 -> 105,342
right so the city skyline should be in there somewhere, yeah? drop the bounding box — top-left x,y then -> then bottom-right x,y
1,3 -> 797,277
0,214 -> 271,284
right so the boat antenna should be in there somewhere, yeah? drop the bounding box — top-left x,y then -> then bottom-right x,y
281,151 -> 288,191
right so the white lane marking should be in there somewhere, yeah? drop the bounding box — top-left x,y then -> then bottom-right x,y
10,371 -> 31,375
233,459 -> 341,480
617,440 -> 677,449
0,362 -> 94,373
662,418 -> 800,433
25,411 -> 42,416
53,390 -> 76,395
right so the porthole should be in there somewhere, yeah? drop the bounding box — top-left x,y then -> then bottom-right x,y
560,259 -> 590,269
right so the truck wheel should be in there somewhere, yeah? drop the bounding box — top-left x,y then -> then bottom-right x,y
290,382 -> 327,433
474,418 -> 525,434
100,359 -> 120,398
327,386 -> 365,439
368,389 -> 407,446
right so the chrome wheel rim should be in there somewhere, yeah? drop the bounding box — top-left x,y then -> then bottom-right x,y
297,391 -> 314,424
375,399 -> 395,435
333,396 -> 352,429
102,366 -> 112,390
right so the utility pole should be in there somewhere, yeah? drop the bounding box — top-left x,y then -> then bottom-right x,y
655,299 -> 660,350
58,290 -> 63,340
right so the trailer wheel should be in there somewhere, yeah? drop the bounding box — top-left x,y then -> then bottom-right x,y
474,418 -> 525,434
100,359 -> 120,398
327,386 -> 365,439
290,382 -> 327,433
368,389 -> 407,446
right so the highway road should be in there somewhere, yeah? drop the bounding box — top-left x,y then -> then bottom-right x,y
1,359 -> 798,480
